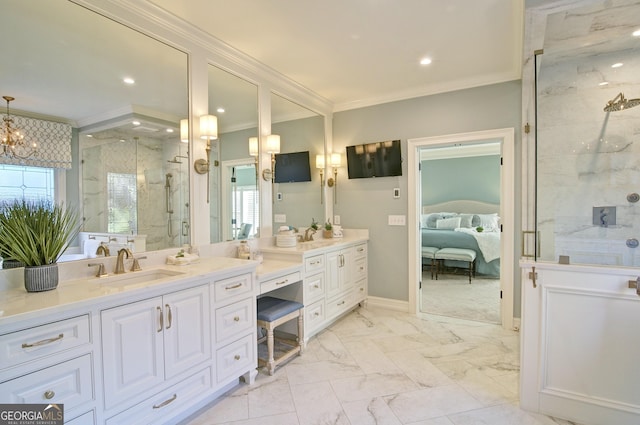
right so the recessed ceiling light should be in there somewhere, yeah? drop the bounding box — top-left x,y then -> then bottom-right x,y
166,128 -> 174,133
123,77 -> 135,84
119,139 -> 126,143
633,29 -> 640,37
419,57 -> 432,66
132,121 -> 141,126
599,82 -> 609,86
86,134 -> 93,138
611,62 -> 623,68
216,108 -> 225,113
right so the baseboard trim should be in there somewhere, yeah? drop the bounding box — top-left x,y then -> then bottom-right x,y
366,296 -> 409,312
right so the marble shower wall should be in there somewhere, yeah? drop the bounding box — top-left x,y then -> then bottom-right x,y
82,135 -> 189,252
537,33 -> 640,265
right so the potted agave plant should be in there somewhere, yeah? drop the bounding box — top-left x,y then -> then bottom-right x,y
0,199 -> 80,292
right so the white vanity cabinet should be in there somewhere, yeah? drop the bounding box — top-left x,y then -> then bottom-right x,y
211,273 -> 257,386
261,237 -> 368,342
0,315 -> 95,423
101,283 -> 211,414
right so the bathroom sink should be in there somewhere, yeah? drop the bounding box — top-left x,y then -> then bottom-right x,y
94,268 -> 185,286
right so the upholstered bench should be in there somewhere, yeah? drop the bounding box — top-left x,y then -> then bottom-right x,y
434,247 -> 476,283
256,296 -> 304,375
421,246 -> 440,279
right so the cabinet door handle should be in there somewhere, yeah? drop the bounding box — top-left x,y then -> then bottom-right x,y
234,354 -> 241,361
44,390 -> 55,400
157,306 -> 163,333
153,393 -> 177,409
165,304 -> 172,330
233,316 -> 240,322
225,282 -> 243,290
22,333 -> 64,349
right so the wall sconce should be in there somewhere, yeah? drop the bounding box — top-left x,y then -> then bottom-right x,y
180,118 -> 189,143
327,153 -> 341,204
262,134 -> 280,181
193,114 -> 217,204
199,114 -> 218,140
248,136 -> 259,180
315,154 -> 325,204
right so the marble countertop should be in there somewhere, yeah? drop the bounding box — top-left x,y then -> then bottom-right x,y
259,235 -> 369,255
0,257 -> 258,327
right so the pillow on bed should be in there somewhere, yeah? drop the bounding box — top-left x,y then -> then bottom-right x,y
436,216 -> 461,230
458,214 -> 480,228
424,213 -> 456,228
477,213 -> 499,231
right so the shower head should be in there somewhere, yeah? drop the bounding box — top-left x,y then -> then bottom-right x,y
604,92 -> 640,112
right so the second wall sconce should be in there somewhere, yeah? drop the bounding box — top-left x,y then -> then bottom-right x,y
193,114 -> 218,204
328,153 -> 341,204
262,134 -> 280,181
315,154 -> 325,204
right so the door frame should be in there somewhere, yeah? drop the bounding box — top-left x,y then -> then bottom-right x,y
220,157 -> 256,241
407,128 -> 515,329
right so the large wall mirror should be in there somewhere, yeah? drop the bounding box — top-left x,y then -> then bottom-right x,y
0,1 -> 189,262
271,93 -> 326,230
207,65 -> 259,242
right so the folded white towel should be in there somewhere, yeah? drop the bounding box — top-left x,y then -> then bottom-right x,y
166,253 -> 200,265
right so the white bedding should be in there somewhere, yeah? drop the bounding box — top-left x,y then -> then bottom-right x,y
454,227 -> 500,262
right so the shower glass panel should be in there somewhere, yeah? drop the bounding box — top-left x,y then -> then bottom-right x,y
535,0 -> 640,266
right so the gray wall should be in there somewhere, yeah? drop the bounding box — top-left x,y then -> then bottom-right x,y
421,155 -> 501,205
333,81 -> 522,313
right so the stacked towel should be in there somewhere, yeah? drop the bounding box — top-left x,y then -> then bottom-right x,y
166,253 -> 200,265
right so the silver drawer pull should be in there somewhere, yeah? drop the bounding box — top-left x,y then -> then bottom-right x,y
233,316 -> 240,322
225,282 -> 243,290
357,247 -> 365,252
165,304 -> 172,330
153,393 -> 177,409
44,390 -> 55,400
234,354 -> 241,361
276,279 -> 288,286
337,301 -> 345,306
22,333 -> 64,349
313,284 -> 319,288
314,312 -> 320,316
157,306 -> 163,333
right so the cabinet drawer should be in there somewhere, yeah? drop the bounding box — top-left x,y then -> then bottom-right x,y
305,254 -> 324,273
353,257 -> 367,282
213,273 -> 253,302
354,243 -> 367,259
106,367 -> 211,425
305,299 -> 325,333
215,297 -> 254,343
354,279 -> 367,304
216,334 -> 255,383
0,315 -> 90,369
326,290 -> 354,320
260,271 -> 301,294
304,272 -> 325,303
0,354 -> 93,411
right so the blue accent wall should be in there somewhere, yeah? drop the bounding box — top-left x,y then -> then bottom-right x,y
421,155 -> 500,205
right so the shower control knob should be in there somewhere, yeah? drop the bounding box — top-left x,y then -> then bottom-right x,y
626,238 -> 639,248
627,193 -> 640,203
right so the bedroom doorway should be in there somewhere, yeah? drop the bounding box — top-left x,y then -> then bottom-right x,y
407,128 -> 515,329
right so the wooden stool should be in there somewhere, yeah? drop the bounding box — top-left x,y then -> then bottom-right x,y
434,248 -> 476,283
256,296 -> 304,375
421,246 -> 440,279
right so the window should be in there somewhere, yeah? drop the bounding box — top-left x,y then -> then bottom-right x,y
232,186 -> 258,239
107,172 -> 137,233
0,164 -> 55,203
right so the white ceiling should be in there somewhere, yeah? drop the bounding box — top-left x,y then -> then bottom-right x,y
148,0 -> 525,111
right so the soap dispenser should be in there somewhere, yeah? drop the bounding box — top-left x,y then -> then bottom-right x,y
238,240 -> 251,260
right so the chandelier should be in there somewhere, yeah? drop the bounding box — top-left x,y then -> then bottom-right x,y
1,96 -> 36,159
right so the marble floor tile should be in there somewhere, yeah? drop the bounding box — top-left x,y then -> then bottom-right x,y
184,306 -> 584,425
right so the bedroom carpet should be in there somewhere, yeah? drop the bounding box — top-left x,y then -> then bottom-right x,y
421,271 -> 501,324
184,306 -> 580,425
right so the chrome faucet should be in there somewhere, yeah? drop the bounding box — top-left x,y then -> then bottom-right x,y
96,243 -> 110,257
115,248 -> 133,274
304,227 -> 316,242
